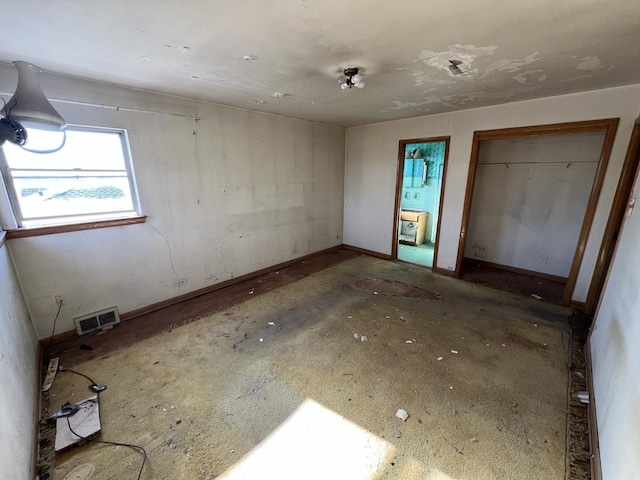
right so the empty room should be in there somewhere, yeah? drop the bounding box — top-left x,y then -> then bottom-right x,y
1,2 -> 639,480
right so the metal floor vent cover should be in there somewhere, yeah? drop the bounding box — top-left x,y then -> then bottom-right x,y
74,306 -> 120,336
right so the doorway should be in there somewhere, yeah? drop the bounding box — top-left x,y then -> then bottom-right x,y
456,119 -> 619,307
393,137 -> 449,268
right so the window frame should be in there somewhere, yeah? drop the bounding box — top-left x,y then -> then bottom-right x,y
0,124 -> 142,230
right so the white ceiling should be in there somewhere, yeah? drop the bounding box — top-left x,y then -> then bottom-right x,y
2,0 -> 640,127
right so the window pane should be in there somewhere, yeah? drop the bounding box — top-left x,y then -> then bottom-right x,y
3,129 -> 127,170
1,126 -> 140,227
13,175 -> 134,220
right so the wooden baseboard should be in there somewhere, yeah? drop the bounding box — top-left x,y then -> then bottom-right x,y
463,257 -> 568,283
432,266 -> 457,276
342,244 -> 393,260
33,339 -> 44,479
584,340 -> 602,480
42,245 -> 345,347
569,301 -> 586,313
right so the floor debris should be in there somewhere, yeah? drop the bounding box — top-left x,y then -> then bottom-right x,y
574,391 -> 590,404
360,335 -> 368,342
451,350 -> 459,354
396,408 -> 409,421
531,294 -> 543,300
42,357 -> 59,392
54,395 -> 100,451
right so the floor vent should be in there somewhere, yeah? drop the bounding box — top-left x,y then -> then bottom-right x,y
74,307 -> 120,336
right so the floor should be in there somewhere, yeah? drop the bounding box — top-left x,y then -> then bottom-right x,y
42,252 -> 572,480
460,259 -> 566,305
397,242 -> 434,268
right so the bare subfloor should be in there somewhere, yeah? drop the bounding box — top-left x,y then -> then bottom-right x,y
47,255 -> 570,480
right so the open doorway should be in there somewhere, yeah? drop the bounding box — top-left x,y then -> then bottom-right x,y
456,119 -> 619,307
393,137 -> 449,268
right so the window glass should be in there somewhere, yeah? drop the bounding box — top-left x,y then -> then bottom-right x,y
1,126 -> 140,228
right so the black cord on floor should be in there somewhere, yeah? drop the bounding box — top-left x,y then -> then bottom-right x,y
58,368 -> 147,479
60,367 -> 98,386
65,415 -> 147,480
48,301 -> 63,346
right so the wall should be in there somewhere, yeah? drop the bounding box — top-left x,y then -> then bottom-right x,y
464,133 -> 604,278
0,65 -> 345,338
589,172 -> 640,479
344,84 -> 640,302
0,234 -> 38,479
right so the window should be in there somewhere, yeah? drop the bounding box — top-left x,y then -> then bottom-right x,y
0,126 -> 141,228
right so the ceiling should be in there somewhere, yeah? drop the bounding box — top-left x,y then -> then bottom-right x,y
2,0 -> 640,127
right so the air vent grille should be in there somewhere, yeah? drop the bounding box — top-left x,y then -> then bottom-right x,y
74,306 -> 120,336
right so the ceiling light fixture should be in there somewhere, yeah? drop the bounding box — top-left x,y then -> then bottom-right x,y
337,67 -> 365,90
0,61 -> 67,153
448,60 -> 464,76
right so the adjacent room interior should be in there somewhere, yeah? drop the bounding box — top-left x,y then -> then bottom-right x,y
1,2 -> 640,480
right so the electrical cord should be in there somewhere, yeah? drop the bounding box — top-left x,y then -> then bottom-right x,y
65,416 -> 147,480
57,368 -> 147,479
59,367 -> 98,386
48,301 -> 63,346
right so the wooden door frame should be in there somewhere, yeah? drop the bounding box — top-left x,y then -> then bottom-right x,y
392,136 -> 450,269
455,118 -> 619,307
584,117 -> 640,313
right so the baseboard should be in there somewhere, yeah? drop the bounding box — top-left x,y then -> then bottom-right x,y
463,257 -> 568,283
33,339 -> 44,479
42,245 -> 345,347
432,266 -> 457,276
342,244 -> 393,260
585,340 -> 602,480
570,301 -> 587,313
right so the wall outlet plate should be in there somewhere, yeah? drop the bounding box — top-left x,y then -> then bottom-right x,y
55,295 -> 68,306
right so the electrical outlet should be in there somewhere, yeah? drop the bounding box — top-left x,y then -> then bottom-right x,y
55,295 -> 68,306
177,278 -> 187,287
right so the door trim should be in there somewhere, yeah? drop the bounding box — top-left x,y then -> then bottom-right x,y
584,117 -> 640,313
392,136 -> 450,268
456,118 -> 619,305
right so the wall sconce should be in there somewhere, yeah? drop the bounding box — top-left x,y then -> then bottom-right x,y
337,67 -> 365,90
0,61 -> 67,153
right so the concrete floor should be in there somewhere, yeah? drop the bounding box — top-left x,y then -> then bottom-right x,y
47,254 -> 571,480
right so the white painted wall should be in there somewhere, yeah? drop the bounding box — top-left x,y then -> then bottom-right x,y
344,84 -> 640,302
589,173 -> 640,479
464,133 -> 604,277
0,235 -> 38,479
1,65 -> 345,338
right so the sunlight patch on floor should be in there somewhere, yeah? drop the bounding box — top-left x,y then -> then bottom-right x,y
219,398 -> 458,480
219,399 -> 393,479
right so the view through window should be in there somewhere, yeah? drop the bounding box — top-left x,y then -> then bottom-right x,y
0,126 -> 140,228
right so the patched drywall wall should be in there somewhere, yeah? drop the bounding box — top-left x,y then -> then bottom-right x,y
1,66 -> 345,338
464,133 -> 605,277
590,173 -> 640,479
0,236 -> 38,479
344,84 -> 640,302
